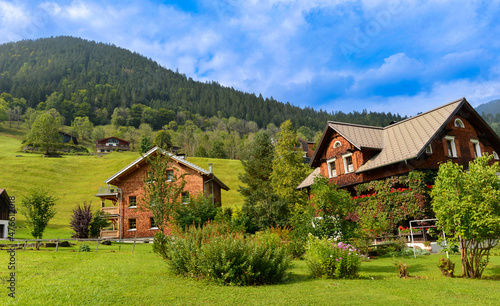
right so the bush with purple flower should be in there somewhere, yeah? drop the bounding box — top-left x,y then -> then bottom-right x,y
305,235 -> 362,278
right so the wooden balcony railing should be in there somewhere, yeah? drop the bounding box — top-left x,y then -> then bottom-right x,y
97,186 -> 119,195
100,230 -> 119,239
102,206 -> 119,215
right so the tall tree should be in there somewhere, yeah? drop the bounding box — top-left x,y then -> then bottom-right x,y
431,154 -> 500,278
141,151 -> 187,233
20,189 -> 57,250
271,120 -> 309,209
25,110 -> 63,155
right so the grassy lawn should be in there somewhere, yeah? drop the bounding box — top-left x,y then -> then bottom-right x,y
1,244 -> 499,305
0,124 -> 245,239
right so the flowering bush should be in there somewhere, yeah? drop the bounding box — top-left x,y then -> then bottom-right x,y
305,235 -> 362,279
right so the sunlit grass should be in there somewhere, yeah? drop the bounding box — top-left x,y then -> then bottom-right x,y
0,246 -> 499,305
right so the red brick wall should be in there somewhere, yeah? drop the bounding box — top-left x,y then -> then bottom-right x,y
115,160 -> 207,238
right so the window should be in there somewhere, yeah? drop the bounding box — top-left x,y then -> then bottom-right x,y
129,196 -> 137,207
333,141 -> 341,148
445,136 -> 457,157
166,170 -> 174,181
150,217 -> 158,229
181,192 -> 190,204
426,144 -> 432,154
327,158 -> 337,178
493,151 -> 499,160
454,118 -> 465,128
470,139 -> 481,158
342,153 -> 354,173
129,219 -> 136,230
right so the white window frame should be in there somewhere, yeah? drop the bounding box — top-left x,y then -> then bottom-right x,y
493,151 -> 499,160
470,139 -> 481,158
333,141 -> 341,148
454,118 -> 465,128
426,144 -> 432,154
445,136 -> 457,157
327,158 -> 337,178
166,170 -> 174,182
342,153 -> 354,173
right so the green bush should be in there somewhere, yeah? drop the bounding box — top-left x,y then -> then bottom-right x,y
305,235 -> 361,279
437,257 -> 455,277
174,194 -> 218,230
166,223 -> 291,285
79,244 -> 90,252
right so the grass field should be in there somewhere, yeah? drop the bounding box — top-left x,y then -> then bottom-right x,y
1,243 -> 500,305
0,123 -> 245,239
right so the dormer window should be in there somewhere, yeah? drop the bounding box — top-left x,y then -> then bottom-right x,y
342,153 -> 354,173
470,139 -> 481,158
454,118 -> 465,128
333,141 -> 341,148
327,158 -> 337,178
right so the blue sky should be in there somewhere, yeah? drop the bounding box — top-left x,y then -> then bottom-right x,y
1,0 -> 500,116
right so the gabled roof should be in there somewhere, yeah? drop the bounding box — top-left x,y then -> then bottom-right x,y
97,137 -> 130,144
297,167 -> 321,190
311,98 -> 500,174
105,147 -> 229,191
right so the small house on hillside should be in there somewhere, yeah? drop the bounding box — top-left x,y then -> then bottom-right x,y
298,138 -> 316,163
298,98 -> 500,194
96,137 -> 130,153
95,146 -> 229,239
0,189 -> 11,239
59,131 -> 78,145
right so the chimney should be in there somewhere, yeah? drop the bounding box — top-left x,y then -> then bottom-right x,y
208,163 -> 213,173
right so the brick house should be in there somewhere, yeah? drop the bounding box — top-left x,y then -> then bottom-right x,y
298,98 -> 500,193
95,146 -> 229,239
96,137 -> 130,153
298,138 -> 316,163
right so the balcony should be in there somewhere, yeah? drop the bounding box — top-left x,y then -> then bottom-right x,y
96,186 -> 119,195
102,206 -> 119,215
100,230 -> 119,239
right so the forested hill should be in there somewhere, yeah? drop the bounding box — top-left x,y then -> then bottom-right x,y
0,36 -> 404,130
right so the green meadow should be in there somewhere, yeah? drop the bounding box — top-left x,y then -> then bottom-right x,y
1,243 -> 500,305
0,123 -> 245,239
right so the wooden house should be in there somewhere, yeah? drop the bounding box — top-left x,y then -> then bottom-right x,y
0,189 -> 11,239
96,137 -> 130,153
298,98 -> 500,193
95,147 -> 229,239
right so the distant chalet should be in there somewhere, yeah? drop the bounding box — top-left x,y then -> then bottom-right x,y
298,97 -> 500,193
0,189 -> 11,238
96,137 -> 130,153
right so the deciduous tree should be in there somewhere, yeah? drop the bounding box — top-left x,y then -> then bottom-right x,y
21,189 -> 57,250
431,154 -> 500,278
25,110 -> 63,155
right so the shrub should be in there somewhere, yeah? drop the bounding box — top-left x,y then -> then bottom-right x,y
79,244 -> 90,252
165,223 -> 291,285
394,261 -> 409,278
305,235 -> 361,279
437,257 -> 455,277
174,194 -> 217,230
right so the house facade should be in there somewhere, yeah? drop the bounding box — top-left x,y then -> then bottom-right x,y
298,98 -> 500,193
95,147 -> 229,239
96,137 -> 130,153
0,189 -> 11,239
